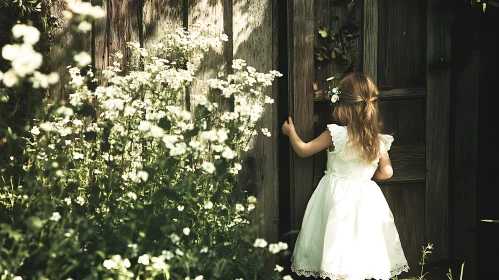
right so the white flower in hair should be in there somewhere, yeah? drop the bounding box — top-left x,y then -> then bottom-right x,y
326,76 -> 341,104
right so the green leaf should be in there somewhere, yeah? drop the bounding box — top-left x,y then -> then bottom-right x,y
318,29 -> 328,38
333,47 -> 342,54
25,216 -> 43,231
481,219 -> 499,223
483,3 -> 487,12
489,0 -> 499,7
213,258 -> 229,277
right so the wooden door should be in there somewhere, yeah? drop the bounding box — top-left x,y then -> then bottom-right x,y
287,0 -> 452,278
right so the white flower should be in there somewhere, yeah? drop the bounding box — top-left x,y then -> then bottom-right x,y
177,205 -> 184,211
12,24 -> 40,45
40,122 -> 55,132
30,126 -> 40,135
275,265 -> 284,272
50,212 -> 61,222
247,196 -> 257,203
78,21 -> 92,33
138,254 -> 150,265
127,192 -> 137,200
200,246 -> 209,253
326,76 -> 335,81
202,161 -> 215,174
283,276 -> 293,280
67,1 -> 106,18
278,242 -> 288,251
253,238 -> 267,248
73,152 -> 84,160
332,87 -> 338,94
74,52 -> 92,67
123,258 -> 131,268
269,243 -> 280,254
248,204 -> 255,211
183,227 -> 190,236
2,70 -> 18,87
170,233 -> 180,243
195,276 -> 204,280
137,170 -> 149,182
331,94 -> 339,103
264,96 -> 275,104
235,204 -> 245,212
12,277 -> 22,280
138,120 -> 152,131
204,200 -> 213,209
103,259 -> 117,269
261,128 -> 271,137
221,147 -> 235,159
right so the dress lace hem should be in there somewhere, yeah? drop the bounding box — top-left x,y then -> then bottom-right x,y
290,263 -> 409,280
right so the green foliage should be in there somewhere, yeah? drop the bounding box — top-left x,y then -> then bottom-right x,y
314,0 -> 359,76
469,0 -> 499,12
0,3 -> 289,279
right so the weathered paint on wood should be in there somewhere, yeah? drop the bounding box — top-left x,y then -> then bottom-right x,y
378,0 -> 426,87
362,0 -> 378,83
233,0 -> 279,247
107,0 -> 141,73
449,6 -> 479,274
143,0 -> 184,48
288,0 -> 315,232
380,183 -> 426,274
426,0 -> 452,261
93,2 -> 109,80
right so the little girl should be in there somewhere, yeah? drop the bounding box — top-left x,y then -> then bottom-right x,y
282,72 -> 409,280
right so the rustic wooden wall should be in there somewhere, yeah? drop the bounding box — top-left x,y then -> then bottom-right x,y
50,0 -> 280,250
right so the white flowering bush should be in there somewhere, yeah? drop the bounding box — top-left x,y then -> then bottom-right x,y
0,2 -> 290,279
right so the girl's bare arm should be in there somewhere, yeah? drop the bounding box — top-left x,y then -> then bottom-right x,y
282,117 -> 333,158
372,153 -> 394,180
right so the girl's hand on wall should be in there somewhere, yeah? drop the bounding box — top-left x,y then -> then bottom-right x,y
282,117 -> 296,136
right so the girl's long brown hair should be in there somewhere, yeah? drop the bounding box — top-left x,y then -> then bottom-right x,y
332,72 -> 381,162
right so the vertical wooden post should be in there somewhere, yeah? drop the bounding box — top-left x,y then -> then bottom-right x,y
233,0 -> 279,245
288,0 -> 315,231
362,0 -> 378,83
426,0 -> 452,261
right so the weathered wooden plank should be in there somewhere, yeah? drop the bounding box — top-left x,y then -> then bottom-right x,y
143,0 -> 184,48
377,145 -> 426,184
378,99 -> 426,146
289,0 -> 315,233
93,1 -> 109,81
50,1 -> 91,99
426,0 -> 452,261
107,0 -> 141,73
449,7 -> 478,271
378,0 -> 426,87
314,87 -> 427,101
380,183 -> 426,277
378,87 -> 426,100
362,0 -> 378,83
232,0 -> 279,248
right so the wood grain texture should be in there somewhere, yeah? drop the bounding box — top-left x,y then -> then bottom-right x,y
93,1 -> 109,81
378,99 -> 426,146
232,0 -> 279,246
143,0 -> 184,48
107,0 -> 141,73
188,0 -> 230,112
380,183 -> 426,277
378,0 -> 426,87
362,0 -> 378,83
377,145 -> 426,184
289,0 -> 315,233
449,9 -> 478,269
426,0 -> 452,261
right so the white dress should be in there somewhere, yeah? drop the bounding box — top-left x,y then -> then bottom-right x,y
291,124 -> 409,280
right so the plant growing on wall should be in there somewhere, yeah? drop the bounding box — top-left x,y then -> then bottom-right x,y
314,0 -> 359,77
